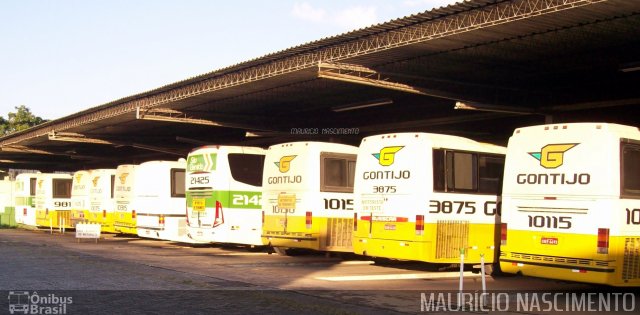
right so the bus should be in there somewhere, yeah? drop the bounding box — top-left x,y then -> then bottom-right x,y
136,160 -> 200,243
353,133 -> 505,264
14,173 -> 38,227
113,164 -> 138,235
0,178 -> 15,227
35,173 -> 73,228
500,123 -> 640,286
262,142 -> 357,254
70,170 -> 91,227
186,146 -> 265,245
88,169 -> 116,233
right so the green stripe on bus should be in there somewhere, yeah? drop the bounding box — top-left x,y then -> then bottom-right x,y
186,190 -> 261,209
15,196 -> 35,206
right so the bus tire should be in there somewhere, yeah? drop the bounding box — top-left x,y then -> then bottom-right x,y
273,247 -> 291,256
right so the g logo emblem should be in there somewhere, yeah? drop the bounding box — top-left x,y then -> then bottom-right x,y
529,144 -> 578,169
275,155 -> 297,173
372,146 -> 404,166
118,173 -> 129,185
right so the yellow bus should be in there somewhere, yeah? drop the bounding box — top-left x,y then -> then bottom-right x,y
262,142 -> 357,254
35,173 -> 73,228
113,164 -> 138,235
70,170 -> 91,227
88,169 -> 117,233
500,123 -> 640,286
353,133 -> 505,264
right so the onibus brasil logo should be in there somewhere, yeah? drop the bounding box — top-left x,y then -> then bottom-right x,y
372,146 -> 404,166
528,143 -> 578,169
275,155 -> 296,173
7,291 -> 72,314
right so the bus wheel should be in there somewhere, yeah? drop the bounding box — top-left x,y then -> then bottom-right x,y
273,247 -> 291,256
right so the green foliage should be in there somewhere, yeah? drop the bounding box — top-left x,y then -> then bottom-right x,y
0,105 -> 47,136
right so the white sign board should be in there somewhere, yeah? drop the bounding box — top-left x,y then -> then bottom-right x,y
75,223 -> 101,239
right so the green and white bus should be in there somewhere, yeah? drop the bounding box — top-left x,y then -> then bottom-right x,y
186,146 -> 265,246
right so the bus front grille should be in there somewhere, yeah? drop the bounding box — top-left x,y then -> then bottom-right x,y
509,252 -> 610,268
623,238 -> 640,280
435,220 -> 469,259
58,210 -> 71,226
325,218 -> 353,248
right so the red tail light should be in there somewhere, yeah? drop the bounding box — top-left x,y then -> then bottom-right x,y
213,200 -> 224,227
103,209 -> 106,218
159,215 -> 165,225
415,215 -> 424,236
23,208 -> 27,216
597,228 -> 609,254
261,210 -> 265,225
46,208 -> 49,215
353,212 -> 358,231
132,210 -> 136,219
501,223 -> 508,246
306,211 -> 312,229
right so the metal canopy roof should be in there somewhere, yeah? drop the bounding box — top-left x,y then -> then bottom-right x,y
1,0 -> 639,171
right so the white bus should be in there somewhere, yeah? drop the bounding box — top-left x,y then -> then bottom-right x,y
14,173 -> 38,226
35,173 -> 73,228
88,169 -> 116,233
262,142 -> 358,254
136,159 -> 200,243
500,123 -> 640,286
353,133 -> 505,264
186,146 -> 265,245
113,164 -> 138,235
70,170 -> 91,227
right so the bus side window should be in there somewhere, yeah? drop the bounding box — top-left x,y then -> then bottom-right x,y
111,175 -> 115,199
621,143 -> 640,197
478,155 -> 505,195
171,169 -> 186,198
433,149 -> 445,192
320,153 -> 356,193
30,178 -> 37,196
446,151 -> 478,192
348,160 -> 356,188
53,179 -> 72,198
434,149 -> 502,194
228,153 -> 265,187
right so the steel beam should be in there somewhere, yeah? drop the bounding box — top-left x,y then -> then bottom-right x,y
0,0 -> 605,146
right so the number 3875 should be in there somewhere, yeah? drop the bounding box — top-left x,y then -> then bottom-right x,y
429,200 -> 501,216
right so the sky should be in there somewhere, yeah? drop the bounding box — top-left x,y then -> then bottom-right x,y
0,0 -> 456,120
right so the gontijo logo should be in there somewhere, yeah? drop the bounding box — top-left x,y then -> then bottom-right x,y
92,176 -> 100,187
275,155 -> 297,173
528,143 -> 578,169
118,173 -> 129,185
74,173 -> 83,184
372,146 -> 404,166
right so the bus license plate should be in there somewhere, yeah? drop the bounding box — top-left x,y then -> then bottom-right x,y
192,199 -> 206,211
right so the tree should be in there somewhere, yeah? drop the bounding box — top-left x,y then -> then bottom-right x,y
0,105 -> 48,136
